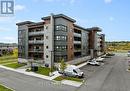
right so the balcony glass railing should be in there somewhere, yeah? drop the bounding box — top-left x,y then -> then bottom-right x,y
29,40 -> 44,44
29,49 -> 43,53
29,31 -> 44,36
74,48 -> 81,52
74,41 -> 81,44
74,33 -> 81,37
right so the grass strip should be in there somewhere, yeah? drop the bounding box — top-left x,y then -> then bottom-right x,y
4,63 -> 26,69
0,84 -> 13,91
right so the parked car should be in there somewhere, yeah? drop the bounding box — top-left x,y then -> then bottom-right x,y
101,55 -> 111,58
96,57 -> 104,62
127,51 -> 130,57
87,59 -> 100,66
62,65 -> 84,78
128,60 -> 130,66
106,53 -> 115,56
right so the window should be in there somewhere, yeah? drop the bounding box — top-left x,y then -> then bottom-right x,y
46,55 -> 48,58
55,35 -> 67,41
55,25 -> 67,32
46,36 -> 48,39
19,30 -> 22,35
45,26 -> 48,29
46,46 -> 48,49
54,55 -> 67,62
56,36 -> 60,40
55,45 -> 67,51
73,69 -> 77,73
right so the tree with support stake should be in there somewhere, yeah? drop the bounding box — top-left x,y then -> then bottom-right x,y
60,59 -> 67,74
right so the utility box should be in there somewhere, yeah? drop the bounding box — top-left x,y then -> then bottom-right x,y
31,63 -> 38,71
31,66 -> 38,71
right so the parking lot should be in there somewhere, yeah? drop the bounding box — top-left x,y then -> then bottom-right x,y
77,53 -> 130,91
80,56 -> 110,80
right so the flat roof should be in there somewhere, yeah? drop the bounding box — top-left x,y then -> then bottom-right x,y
74,24 -> 89,32
16,21 -> 34,26
27,22 -> 44,26
86,27 -> 102,32
42,14 -> 76,23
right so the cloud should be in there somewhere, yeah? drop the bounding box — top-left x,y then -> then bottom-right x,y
15,5 -> 25,11
104,0 -> 112,4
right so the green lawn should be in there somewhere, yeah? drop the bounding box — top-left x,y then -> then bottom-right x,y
0,84 -> 13,91
0,55 -> 17,65
0,60 -> 17,64
35,67 -> 51,76
54,76 -> 83,82
4,63 -> 26,69
0,55 -> 17,61
0,55 -> 25,69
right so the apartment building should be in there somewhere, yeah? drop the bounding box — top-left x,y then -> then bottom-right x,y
87,27 -> 105,58
16,14 -> 105,67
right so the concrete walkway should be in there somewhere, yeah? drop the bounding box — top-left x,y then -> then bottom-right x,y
0,62 -> 86,87
0,65 -> 61,80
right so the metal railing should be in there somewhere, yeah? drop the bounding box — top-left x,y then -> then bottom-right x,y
29,49 -> 44,53
74,41 -> 81,44
29,31 -> 44,36
29,40 -> 44,44
74,33 -> 81,37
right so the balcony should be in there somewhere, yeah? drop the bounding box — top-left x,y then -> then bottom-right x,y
74,49 -> 81,52
29,40 -> 44,44
74,33 -> 81,37
29,31 -> 44,36
74,41 -> 81,44
29,49 -> 43,53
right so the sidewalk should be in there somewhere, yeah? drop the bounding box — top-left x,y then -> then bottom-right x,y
0,65 -> 61,80
0,61 -> 87,87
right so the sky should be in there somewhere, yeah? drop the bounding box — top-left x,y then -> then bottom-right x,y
0,0 -> 130,43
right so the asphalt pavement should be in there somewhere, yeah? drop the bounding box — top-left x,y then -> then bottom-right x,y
0,68 -> 76,91
78,53 -> 130,91
0,53 -> 130,91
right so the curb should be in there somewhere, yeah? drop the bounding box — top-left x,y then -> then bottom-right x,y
0,65 -> 83,87
61,80 -> 83,87
0,83 -> 15,91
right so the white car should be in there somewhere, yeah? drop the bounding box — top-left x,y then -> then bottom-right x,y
87,59 -> 100,66
62,65 -> 84,78
96,57 -> 104,62
127,51 -> 130,57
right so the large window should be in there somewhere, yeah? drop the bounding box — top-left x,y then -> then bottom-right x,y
55,45 -> 67,51
54,55 -> 67,62
55,35 -> 67,41
56,25 -> 67,32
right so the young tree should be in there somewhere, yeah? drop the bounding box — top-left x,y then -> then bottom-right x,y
13,48 -> 18,58
60,59 -> 67,72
